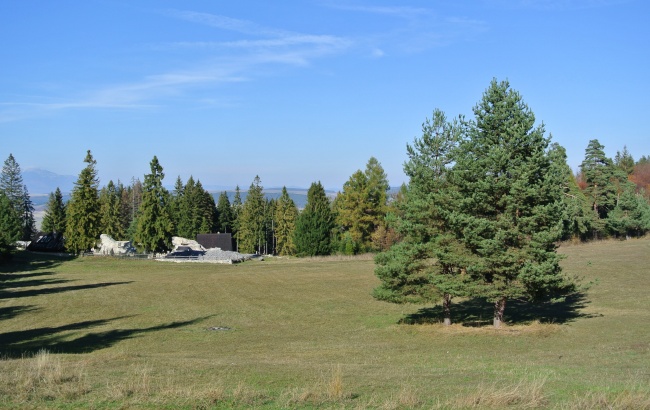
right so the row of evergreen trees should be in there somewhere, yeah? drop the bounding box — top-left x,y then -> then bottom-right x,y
1,87 -> 649,259
0,148 -> 388,256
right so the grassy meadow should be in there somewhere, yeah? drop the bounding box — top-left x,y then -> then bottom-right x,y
1,239 -> 649,409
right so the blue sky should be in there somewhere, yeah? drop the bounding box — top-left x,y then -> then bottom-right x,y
1,0 -> 648,192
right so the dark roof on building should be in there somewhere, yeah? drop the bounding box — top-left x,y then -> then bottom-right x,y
196,233 -> 233,251
27,232 -> 66,253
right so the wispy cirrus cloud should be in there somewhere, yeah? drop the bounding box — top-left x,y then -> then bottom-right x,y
325,4 -> 431,18
0,10 -> 353,123
0,5 -> 484,123
323,2 -> 487,54
483,0 -> 632,10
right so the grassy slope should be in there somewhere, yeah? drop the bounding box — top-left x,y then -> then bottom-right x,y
0,239 -> 649,408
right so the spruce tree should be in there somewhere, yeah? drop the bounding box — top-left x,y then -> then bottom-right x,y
0,154 -> 25,212
294,181 -> 334,256
65,150 -> 101,254
0,193 -> 21,257
99,180 -> 125,240
42,187 -> 67,234
121,178 -> 142,240
20,185 -> 36,240
135,156 -> 174,253
216,191 -> 233,233
238,176 -> 266,254
614,146 -> 635,175
0,154 -> 34,240
274,187 -> 298,256
549,144 -> 593,241
232,186 -> 243,251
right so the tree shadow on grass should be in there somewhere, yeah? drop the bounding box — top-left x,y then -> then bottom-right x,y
0,281 -> 133,300
0,277 -> 70,290
0,305 -> 40,321
0,316 -> 212,357
399,293 -> 599,327
0,251 -> 71,275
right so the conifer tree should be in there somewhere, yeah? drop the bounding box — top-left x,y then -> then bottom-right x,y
42,187 -> 67,234
294,181 -> 334,256
238,176 -> 266,254
334,157 -> 390,253
135,156 -> 174,253
170,175 -> 185,233
274,187 -> 298,256
232,186 -> 243,251
216,191 -> 233,233
20,185 -> 36,240
176,176 -> 196,238
121,178 -> 142,239
65,150 -> 101,254
99,180 -> 125,240
374,109 -> 464,325
447,79 -> 576,328
548,144 -> 593,241
0,154 -> 34,240
0,193 -> 21,257
263,198 -> 276,254
614,146 -> 635,175
334,170 -> 372,253
0,154 -> 25,211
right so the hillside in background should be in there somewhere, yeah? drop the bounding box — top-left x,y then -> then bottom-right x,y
23,168 -> 76,195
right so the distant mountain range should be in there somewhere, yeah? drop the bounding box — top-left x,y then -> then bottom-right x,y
23,168 -> 398,211
22,169 -> 338,209
23,168 -> 76,196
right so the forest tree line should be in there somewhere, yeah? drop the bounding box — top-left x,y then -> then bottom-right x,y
1,116 -> 650,258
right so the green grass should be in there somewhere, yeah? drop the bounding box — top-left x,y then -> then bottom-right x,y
1,239 -> 649,408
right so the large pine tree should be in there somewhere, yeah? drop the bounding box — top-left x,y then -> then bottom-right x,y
294,181 -> 334,256
447,79 -> 576,327
65,150 -> 101,254
374,109 -> 465,325
135,156 -> 174,253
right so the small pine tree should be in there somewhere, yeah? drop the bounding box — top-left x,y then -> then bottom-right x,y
135,156 -> 174,253
294,181 -> 334,256
238,176 -> 266,254
42,187 -> 67,234
65,150 -> 101,254
0,193 -> 21,257
216,191 -> 233,233
231,186 -> 243,251
274,187 -> 298,256
99,180 -> 125,240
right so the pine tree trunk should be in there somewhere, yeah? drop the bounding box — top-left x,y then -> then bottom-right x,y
443,293 -> 452,326
493,297 -> 507,328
